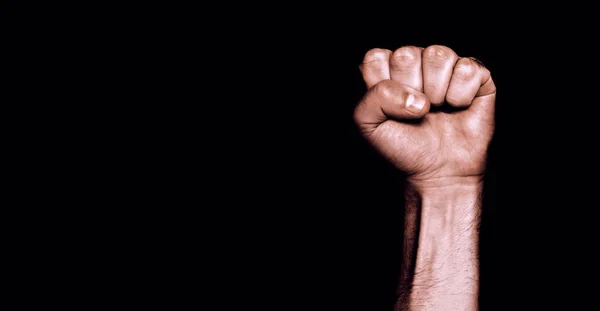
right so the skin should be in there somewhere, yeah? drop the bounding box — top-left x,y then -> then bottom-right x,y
354,45 -> 496,310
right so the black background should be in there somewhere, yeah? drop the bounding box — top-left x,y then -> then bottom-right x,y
141,7 -> 597,310
186,10 -> 599,310
237,28 -> 505,310
11,3 -> 600,309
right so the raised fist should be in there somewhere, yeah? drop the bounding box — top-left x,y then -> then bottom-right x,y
354,45 -> 496,184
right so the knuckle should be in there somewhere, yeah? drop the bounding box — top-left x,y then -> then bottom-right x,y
373,80 -> 396,100
454,60 -> 477,79
468,57 -> 492,78
468,57 -> 486,68
481,66 -> 492,80
424,45 -> 455,60
391,46 -> 421,66
363,48 -> 391,63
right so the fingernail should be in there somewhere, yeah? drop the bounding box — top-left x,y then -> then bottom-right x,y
406,93 -> 425,113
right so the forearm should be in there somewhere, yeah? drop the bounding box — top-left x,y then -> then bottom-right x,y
398,177 -> 483,311
396,184 -> 420,306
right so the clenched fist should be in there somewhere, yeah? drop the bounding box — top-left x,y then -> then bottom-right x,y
354,45 -> 496,184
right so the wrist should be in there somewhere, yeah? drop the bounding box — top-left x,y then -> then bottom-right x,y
406,176 -> 482,237
406,175 -> 483,197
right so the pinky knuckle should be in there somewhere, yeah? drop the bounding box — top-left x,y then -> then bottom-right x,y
468,57 -> 486,68
482,67 -> 492,80
467,57 -> 492,78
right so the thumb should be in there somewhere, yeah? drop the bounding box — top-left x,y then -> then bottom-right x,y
354,80 -> 430,131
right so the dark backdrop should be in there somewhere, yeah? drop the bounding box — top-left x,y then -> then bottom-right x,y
163,17 -> 511,311
7,2 -> 600,310
244,30 -> 503,310
30,4 -> 597,310
185,12 -> 597,310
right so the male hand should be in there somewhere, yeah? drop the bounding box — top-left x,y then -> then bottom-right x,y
354,45 -> 496,185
